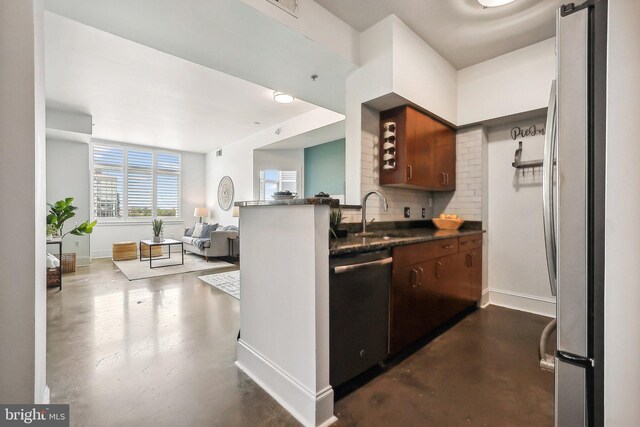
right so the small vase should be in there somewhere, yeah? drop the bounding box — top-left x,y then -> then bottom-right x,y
153,235 -> 162,243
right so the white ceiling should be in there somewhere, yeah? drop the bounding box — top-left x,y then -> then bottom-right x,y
44,0 -> 355,115
45,13 -> 320,153
260,120 -> 345,150
315,0 -> 564,69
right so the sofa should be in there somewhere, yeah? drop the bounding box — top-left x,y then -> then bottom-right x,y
182,224 -> 239,261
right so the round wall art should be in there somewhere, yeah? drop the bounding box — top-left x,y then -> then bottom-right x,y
217,176 -> 234,211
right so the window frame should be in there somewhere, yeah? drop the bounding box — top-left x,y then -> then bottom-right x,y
259,169 -> 299,200
90,140 -> 182,224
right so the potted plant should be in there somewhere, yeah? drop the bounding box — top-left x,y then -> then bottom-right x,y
152,219 -> 164,242
47,198 -> 97,240
46,197 -> 97,273
329,209 -> 347,239
46,224 -> 57,240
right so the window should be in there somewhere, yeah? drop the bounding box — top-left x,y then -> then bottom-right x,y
92,143 -> 181,221
259,170 -> 298,200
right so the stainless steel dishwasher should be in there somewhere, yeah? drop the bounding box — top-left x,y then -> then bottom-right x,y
329,249 -> 392,387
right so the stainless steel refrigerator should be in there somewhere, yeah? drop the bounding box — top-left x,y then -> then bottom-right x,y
542,1 -> 607,426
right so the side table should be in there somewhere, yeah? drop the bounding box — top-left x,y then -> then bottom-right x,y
227,236 -> 239,262
46,238 -> 62,290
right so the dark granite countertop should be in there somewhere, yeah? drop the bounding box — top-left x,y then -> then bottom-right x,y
330,227 -> 485,256
236,198 -> 340,208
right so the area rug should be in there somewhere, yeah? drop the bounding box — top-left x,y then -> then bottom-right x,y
198,270 -> 240,300
113,253 -> 234,281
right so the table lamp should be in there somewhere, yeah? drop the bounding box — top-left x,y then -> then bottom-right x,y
194,207 -> 208,223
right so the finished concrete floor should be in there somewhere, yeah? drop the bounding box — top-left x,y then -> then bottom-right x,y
48,259 -> 554,426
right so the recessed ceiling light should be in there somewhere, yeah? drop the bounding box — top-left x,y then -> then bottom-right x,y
273,92 -> 294,104
478,0 -> 516,7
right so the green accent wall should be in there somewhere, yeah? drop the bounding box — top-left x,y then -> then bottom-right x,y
304,139 -> 345,198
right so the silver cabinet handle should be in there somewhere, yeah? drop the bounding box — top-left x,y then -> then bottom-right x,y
333,257 -> 393,274
442,244 -> 454,249
417,267 -> 424,287
411,268 -> 419,288
440,172 -> 446,186
435,261 -> 443,279
407,165 -> 413,181
542,80 -> 558,296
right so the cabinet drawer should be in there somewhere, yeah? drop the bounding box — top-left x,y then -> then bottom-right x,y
459,234 -> 483,251
393,238 -> 458,268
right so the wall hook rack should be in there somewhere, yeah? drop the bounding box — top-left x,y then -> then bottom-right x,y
512,141 -> 544,176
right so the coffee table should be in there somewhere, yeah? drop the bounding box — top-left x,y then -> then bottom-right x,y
139,239 -> 184,268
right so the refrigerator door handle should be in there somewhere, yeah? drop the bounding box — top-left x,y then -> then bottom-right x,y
543,80 -> 558,297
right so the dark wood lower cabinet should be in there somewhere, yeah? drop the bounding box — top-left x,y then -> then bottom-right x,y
390,234 -> 483,354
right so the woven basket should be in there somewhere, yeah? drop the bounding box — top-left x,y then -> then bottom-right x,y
55,253 -> 77,273
47,268 -> 60,287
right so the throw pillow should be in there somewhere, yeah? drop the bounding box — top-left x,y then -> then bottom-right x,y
185,223 -> 196,237
201,223 -> 218,238
192,222 -> 204,238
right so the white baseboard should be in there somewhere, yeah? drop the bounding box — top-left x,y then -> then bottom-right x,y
236,340 -> 336,427
92,250 -> 112,259
479,288 -> 490,308
41,385 -> 50,404
76,256 -> 91,267
488,288 -> 556,318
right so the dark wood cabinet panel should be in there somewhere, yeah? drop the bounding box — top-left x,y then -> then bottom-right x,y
389,263 -> 429,354
458,234 -> 483,305
379,106 -> 455,191
390,233 -> 483,354
393,237 -> 458,268
469,248 -> 483,303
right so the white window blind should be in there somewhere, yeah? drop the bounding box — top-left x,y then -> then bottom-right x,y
127,149 -> 153,218
156,152 -> 180,218
92,143 -> 181,221
259,169 -> 297,200
93,145 -> 124,218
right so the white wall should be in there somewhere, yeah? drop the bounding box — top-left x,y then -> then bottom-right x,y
391,16 -> 457,125
91,150 -> 206,258
205,108 -> 344,225
236,204 -> 334,427
457,38 -> 556,126
46,139 -> 91,265
252,149 -> 304,200
486,116 -> 555,317
605,0 -> 640,424
0,0 -> 47,403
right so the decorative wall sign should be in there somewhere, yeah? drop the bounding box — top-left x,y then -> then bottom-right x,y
511,125 -> 545,140
218,176 -> 234,211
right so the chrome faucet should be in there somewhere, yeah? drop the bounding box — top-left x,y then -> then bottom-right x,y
361,191 -> 389,233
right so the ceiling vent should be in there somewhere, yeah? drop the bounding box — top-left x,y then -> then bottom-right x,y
266,0 -> 298,17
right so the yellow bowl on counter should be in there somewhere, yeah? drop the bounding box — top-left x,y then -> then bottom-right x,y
432,217 -> 465,230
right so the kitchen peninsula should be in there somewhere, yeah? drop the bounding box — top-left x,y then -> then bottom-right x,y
235,198 -> 485,427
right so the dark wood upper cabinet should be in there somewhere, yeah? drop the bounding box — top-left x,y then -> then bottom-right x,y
379,106 -> 455,191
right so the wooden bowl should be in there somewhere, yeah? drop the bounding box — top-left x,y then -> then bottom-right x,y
432,217 -> 465,230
